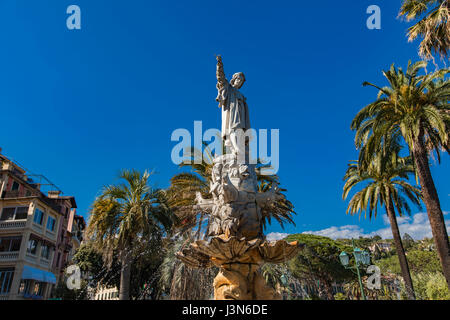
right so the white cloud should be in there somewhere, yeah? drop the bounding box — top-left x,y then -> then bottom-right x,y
266,232 -> 289,241
302,225 -> 366,239
301,212 -> 450,240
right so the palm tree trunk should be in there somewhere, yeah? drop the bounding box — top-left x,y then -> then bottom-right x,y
119,250 -> 132,300
385,190 -> 415,300
412,136 -> 450,290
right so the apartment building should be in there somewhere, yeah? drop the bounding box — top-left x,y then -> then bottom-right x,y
66,213 -> 86,265
0,151 -> 77,300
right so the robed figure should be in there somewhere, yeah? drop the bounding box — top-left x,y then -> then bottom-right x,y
216,56 -> 251,154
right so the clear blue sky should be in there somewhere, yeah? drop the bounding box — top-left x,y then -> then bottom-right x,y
0,0 -> 448,238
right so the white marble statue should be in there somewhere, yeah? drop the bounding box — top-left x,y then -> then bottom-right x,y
216,55 -> 251,156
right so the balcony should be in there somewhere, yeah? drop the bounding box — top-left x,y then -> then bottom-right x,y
45,230 -> 56,240
2,190 -> 39,199
31,222 -> 43,234
0,219 -> 26,230
25,253 -> 37,264
0,251 -> 19,262
39,258 -> 50,267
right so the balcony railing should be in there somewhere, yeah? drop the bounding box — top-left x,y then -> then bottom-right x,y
0,251 -> 19,261
0,294 -> 9,300
40,258 -> 50,267
2,190 -> 40,199
45,230 -> 56,240
0,219 -> 26,229
25,253 -> 37,263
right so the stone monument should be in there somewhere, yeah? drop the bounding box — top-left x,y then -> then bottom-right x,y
176,56 -> 301,300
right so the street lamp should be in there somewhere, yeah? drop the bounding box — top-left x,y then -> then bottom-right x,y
339,251 -> 349,266
353,247 -> 363,264
362,251 -> 371,266
339,239 -> 371,300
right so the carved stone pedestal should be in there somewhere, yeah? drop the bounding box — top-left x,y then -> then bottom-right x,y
214,262 -> 280,300
177,236 -> 301,300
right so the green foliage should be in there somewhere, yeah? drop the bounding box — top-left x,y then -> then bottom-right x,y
85,169 -> 177,299
158,236 -> 217,300
401,272 -> 450,300
53,279 -> 89,300
352,61 -> 449,169
402,233 -> 415,249
261,263 -> 290,290
372,235 -> 382,241
343,137 -> 422,221
334,292 -> 346,300
87,169 -> 176,258
376,249 -> 442,275
425,273 -> 450,300
399,0 -> 450,60
73,243 -> 112,285
337,237 -> 381,251
73,239 -> 166,300
285,234 -> 354,299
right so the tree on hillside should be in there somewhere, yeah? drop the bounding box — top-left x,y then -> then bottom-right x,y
285,234 -> 354,300
403,233 -> 415,249
377,248 -> 443,275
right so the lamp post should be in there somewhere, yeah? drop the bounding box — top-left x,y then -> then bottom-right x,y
339,239 -> 371,300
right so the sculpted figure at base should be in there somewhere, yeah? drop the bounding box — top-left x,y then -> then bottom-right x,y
176,56 -> 301,300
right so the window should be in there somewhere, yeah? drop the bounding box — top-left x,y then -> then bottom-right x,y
27,238 -> 38,255
33,208 -> 44,225
0,237 -> 22,252
33,282 -> 45,296
15,207 -> 28,220
11,181 -> 19,191
0,207 -> 28,221
0,268 -> 14,294
0,208 -> 15,220
46,216 -> 56,231
40,244 -> 50,260
18,279 -> 32,295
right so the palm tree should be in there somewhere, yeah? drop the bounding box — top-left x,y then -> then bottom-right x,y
86,169 -> 176,300
343,143 -> 422,299
399,0 -> 450,61
351,61 -> 450,289
166,145 -> 295,238
158,235 -> 217,300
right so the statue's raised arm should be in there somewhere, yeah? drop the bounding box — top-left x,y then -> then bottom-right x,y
216,55 -> 227,91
